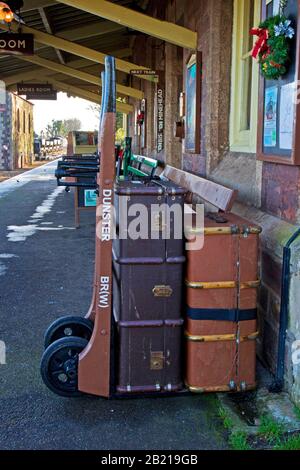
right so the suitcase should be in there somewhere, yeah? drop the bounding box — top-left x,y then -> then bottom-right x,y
113,178 -> 186,393
185,212 -> 261,393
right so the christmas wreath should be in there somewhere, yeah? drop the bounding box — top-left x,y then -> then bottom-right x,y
251,7 -> 295,80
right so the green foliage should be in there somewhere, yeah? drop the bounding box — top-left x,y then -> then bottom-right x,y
257,15 -> 293,80
218,406 -> 233,430
116,112 -> 124,130
229,432 -> 251,451
294,406 -> 300,421
45,118 -> 81,138
115,127 -> 125,145
63,118 -> 82,135
258,414 -> 286,444
274,434 -> 300,450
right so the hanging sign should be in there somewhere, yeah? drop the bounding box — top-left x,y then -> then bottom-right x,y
0,33 -> 34,55
157,87 -> 164,153
17,83 -> 53,95
26,91 -> 57,100
17,84 -> 57,100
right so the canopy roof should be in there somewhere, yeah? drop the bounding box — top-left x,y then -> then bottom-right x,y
0,0 -> 196,111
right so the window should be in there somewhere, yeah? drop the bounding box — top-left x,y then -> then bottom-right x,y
23,111 -> 26,133
230,0 -> 261,153
17,109 -> 20,132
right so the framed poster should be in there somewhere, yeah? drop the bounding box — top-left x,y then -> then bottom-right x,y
257,0 -> 300,164
264,86 -> 278,147
185,51 -> 201,153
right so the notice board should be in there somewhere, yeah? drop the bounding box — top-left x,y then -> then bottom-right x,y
258,0 -> 300,164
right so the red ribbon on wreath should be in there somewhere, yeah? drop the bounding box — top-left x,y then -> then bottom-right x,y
250,27 -> 269,59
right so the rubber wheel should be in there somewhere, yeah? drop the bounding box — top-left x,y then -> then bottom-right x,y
44,316 -> 94,349
40,336 -> 88,397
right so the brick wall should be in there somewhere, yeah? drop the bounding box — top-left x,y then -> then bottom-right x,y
0,93 -> 12,170
262,163 -> 300,224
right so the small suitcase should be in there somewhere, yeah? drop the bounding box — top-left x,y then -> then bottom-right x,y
113,178 -> 186,393
185,212 -> 261,393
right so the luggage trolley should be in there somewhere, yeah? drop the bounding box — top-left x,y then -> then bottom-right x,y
41,56 -> 188,398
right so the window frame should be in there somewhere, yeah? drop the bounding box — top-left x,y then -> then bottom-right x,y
257,0 -> 300,165
230,0 -> 261,153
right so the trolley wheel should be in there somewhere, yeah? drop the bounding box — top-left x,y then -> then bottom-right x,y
40,336 -> 88,397
44,316 -> 94,349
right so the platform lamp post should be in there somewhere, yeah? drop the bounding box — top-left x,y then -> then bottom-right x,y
0,2 -> 14,22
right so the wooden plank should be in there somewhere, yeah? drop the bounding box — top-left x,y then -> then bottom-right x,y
163,165 -> 237,212
0,21 -> 155,81
78,56 -> 116,397
59,0 -> 197,49
20,55 -> 143,100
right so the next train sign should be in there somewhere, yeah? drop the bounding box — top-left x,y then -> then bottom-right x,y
0,33 -> 34,55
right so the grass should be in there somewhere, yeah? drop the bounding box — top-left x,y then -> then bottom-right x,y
217,400 -> 300,450
217,404 -> 252,450
218,405 -> 234,430
274,434 -> 300,450
294,406 -> 300,421
257,414 -> 286,445
229,432 -> 251,451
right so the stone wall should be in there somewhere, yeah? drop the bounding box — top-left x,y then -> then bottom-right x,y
0,93 -> 34,170
233,202 -> 300,404
0,93 -> 12,170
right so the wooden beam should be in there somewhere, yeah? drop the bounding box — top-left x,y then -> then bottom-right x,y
23,0 -> 56,11
26,78 -> 133,114
0,21 -> 155,81
0,23 -> 127,60
58,21 -> 125,42
0,47 -> 131,62
2,56 -> 132,88
7,55 -> 143,99
8,81 -> 132,114
59,0 -> 197,49
38,7 -> 65,65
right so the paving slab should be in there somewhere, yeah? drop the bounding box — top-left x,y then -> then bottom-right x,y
0,161 -> 228,450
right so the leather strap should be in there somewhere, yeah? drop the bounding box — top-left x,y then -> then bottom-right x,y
186,307 -> 257,322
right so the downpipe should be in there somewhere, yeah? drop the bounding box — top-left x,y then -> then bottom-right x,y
269,227 -> 300,393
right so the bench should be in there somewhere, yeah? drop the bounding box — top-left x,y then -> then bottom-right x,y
162,165 -> 237,212
126,154 -> 159,178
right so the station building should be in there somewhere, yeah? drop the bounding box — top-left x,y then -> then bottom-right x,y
0,0 -> 299,405
128,0 -> 300,405
0,91 -> 34,170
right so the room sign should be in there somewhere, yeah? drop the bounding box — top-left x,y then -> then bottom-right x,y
17,83 -> 57,100
0,33 -> 34,55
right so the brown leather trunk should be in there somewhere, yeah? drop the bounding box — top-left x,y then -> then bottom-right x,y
185,212 -> 261,393
113,179 -> 186,394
